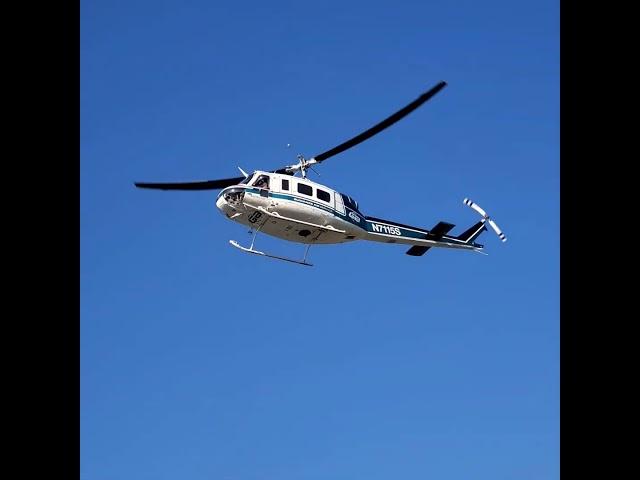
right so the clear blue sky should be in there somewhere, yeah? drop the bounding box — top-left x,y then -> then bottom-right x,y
81,1 -> 558,478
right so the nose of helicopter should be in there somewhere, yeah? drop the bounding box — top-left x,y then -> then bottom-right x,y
216,192 -> 232,216
216,187 -> 245,218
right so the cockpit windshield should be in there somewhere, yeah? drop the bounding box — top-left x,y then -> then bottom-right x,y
252,174 -> 270,189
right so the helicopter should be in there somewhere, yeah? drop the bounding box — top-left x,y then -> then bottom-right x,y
135,81 -> 506,266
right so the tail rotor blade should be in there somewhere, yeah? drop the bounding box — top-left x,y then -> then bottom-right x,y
487,218 -> 507,242
463,198 -> 488,218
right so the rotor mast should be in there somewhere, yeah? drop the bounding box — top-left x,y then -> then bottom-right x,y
283,154 -> 319,178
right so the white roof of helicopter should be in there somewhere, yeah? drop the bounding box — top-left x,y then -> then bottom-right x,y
246,170 -> 361,209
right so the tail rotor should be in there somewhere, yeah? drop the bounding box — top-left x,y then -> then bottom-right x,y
463,198 -> 507,242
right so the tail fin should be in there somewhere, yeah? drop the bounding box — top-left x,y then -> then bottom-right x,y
457,220 -> 487,244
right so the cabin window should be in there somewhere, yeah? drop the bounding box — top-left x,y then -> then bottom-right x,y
282,179 -> 289,191
317,189 -> 331,202
297,183 -> 313,196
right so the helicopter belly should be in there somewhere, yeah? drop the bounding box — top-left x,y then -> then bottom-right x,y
253,206 -> 353,244
217,190 -> 360,244
267,195 -> 362,243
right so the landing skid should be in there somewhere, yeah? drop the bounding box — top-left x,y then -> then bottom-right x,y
229,240 -> 313,266
230,215 -> 314,266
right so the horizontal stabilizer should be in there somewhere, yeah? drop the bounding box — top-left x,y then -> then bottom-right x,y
406,245 -> 432,256
405,221 -> 455,256
428,221 -> 455,238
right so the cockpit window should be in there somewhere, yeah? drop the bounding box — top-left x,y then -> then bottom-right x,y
253,175 -> 270,189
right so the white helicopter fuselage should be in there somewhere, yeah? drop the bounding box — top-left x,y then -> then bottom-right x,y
215,170 -> 490,255
215,171 -> 365,245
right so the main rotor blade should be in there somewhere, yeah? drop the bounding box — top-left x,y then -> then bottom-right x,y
312,81 -> 447,163
134,177 -> 245,191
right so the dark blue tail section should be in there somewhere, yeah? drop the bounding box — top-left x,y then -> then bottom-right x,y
456,220 -> 487,243
404,221 -> 455,256
406,245 -> 431,256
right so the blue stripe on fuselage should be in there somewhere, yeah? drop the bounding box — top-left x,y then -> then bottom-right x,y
242,188 -> 366,230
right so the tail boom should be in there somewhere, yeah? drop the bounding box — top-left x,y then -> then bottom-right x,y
362,198 -> 505,258
363,217 -> 483,253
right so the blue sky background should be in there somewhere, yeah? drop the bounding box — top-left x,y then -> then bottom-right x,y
81,1 -> 558,478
